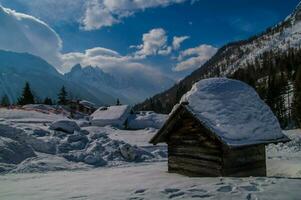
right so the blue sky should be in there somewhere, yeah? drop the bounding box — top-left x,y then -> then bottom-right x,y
0,0 -> 299,79
54,0 -> 299,53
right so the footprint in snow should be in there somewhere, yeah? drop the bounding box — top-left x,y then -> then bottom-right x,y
239,185 -> 259,192
187,188 -> 207,193
134,189 -> 147,194
168,191 -> 185,199
69,195 -> 89,199
191,194 -> 212,198
127,197 -> 144,200
216,185 -> 232,192
163,188 -> 181,194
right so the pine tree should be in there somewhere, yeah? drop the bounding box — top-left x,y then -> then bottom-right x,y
292,66 -> 301,127
116,98 -> 121,106
58,86 -> 68,105
17,82 -> 35,105
266,70 -> 277,112
1,95 -> 10,106
43,97 -> 53,105
278,72 -> 289,127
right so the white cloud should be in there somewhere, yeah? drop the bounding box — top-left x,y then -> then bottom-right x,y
61,47 -> 172,88
0,6 -> 62,68
82,0 -> 188,30
132,28 -> 189,58
133,28 -> 171,58
1,0 -> 86,25
2,0 -> 191,30
0,4 -> 211,79
82,0 -> 118,31
172,36 -> 190,50
173,44 -> 217,72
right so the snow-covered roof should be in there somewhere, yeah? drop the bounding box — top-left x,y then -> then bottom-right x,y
151,78 -> 289,147
90,105 -> 131,127
79,100 -> 96,109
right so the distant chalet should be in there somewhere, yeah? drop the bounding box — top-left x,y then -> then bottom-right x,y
150,78 -> 289,177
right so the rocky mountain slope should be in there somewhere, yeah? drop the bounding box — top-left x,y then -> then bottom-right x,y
0,50 -> 103,105
135,1 -> 301,113
65,64 -> 174,104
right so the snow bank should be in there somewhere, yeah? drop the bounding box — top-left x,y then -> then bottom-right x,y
91,105 -> 131,128
12,153 -> 89,173
23,104 -> 55,113
267,129 -> 301,178
49,120 -> 80,134
128,111 -> 167,129
0,114 -> 163,173
0,108 -> 66,123
181,78 -> 289,146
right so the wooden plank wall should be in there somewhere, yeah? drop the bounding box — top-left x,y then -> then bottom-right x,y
222,145 -> 266,177
166,110 -> 267,177
167,115 -> 223,177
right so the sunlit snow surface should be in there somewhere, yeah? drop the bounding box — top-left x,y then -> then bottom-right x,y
0,108 -> 300,199
0,161 -> 300,200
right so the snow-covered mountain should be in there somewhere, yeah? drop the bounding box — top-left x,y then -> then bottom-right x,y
136,1 -> 301,113
0,50 -> 174,105
64,64 -> 175,104
205,1 -> 301,77
0,50 -> 103,104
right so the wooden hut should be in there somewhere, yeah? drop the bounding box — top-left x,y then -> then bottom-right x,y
150,78 -> 290,177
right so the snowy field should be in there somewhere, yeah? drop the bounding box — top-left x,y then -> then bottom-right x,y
0,162 -> 300,200
0,108 -> 300,199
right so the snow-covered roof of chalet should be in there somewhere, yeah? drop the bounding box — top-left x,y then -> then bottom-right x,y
150,78 -> 289,147
90,105 -> 131,127
79,100 -> 96,109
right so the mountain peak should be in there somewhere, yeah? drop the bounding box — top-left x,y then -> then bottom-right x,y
70,64 -> 82,73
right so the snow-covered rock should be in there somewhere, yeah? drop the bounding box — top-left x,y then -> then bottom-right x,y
91,105 -> 131,128
151,149 -> 168,158
0,124 -> 57,154
83,154 -> 107,166
0,163 -> 15,173
120,144 -> 137,161
77,120 -> 91,127
0,137 -> 36,164
120,144 -> 154,162
67,132 -> 89,144
180,78 -> 289,147
0,108 -> 164,173
128,111 -> 167,129
11,153 -> 89,173
49,119 -> 81,134
32,129 -> 50,137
